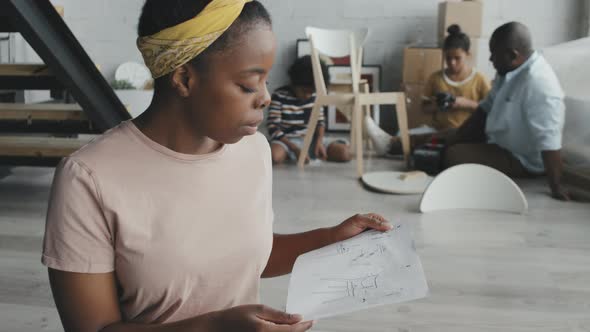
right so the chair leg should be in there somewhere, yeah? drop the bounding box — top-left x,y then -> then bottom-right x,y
396,93 -> 411,169
349,107 -> 356,155
365,123 -> 373,151
298,102 -> 323,169
362,83 -> 372,152
354,98 -> 364,177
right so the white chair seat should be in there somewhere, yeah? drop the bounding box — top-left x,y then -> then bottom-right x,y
419,164 -> 528,214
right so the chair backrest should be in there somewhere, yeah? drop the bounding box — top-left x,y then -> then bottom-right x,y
305,27 -> 369,96
305,27 -> 369,57
419,164 -> 528,214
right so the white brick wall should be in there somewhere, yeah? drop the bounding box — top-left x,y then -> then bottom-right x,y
263,0 -> 441,91
8,0 -> 586,92
267,0 -> 585,91
483,0 -> 582,44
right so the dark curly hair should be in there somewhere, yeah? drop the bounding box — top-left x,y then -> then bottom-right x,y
288,55 -> 330,88
443,24 -> 471,53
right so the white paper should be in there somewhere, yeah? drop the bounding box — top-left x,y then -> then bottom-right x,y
286,224 -> 429,320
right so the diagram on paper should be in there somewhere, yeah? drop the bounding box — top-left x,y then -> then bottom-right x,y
286,225 -> 429,320
307,225 -> 401,262
314,273 -> 404,305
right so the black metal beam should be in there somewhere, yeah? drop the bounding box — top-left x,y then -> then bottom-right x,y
0,120 -> 100,134
0,156 -> 63,167
0,20 -> 15,33
2,0 -> 131,131
0,75 -> 64,90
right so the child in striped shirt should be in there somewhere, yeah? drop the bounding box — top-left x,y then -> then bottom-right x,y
267,56 -> 351,164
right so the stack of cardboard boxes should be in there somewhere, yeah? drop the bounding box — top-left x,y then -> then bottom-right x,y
402,0 -> 493,129
438,0 -> 483,45
439,0 -> 495,80
402,46 -> 443,128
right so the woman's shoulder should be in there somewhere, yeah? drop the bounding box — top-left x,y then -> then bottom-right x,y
239,132 -> 271,154
231,132 -> 272,173
67,121 -> 135,170
52,123 -> 131,193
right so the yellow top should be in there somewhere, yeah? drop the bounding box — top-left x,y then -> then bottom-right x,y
424,69 -> 491,130
137,0 -> 252,79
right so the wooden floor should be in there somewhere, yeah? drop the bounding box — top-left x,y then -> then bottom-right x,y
1,159 -> 589,331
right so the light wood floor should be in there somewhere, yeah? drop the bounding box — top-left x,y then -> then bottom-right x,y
1,159 -> 589,331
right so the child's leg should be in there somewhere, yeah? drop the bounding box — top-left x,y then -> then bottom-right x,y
364,115 -> 393,156
326,142 -> 352,162
270,141 -> 289,164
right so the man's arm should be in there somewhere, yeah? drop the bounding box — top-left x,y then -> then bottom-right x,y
542,150 -> 570,201
522,83 -> 567,201
449,77 -> 496,144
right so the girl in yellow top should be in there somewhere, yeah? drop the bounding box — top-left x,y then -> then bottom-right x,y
424,24 -> 492,130
365,24 -> 491,155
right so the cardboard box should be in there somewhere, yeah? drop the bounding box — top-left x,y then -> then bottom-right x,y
402,47 -> 444,84
402,83 -> 434,128
439,1 -> 483,42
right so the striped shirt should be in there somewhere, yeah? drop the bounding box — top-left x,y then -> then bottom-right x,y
266,86 -> 325,140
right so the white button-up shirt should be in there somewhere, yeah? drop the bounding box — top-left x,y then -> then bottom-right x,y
480,52 -> 565,174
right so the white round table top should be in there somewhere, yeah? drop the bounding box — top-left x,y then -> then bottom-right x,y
361,171 -> 433,195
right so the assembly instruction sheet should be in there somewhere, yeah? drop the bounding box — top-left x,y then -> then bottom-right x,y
286,223 -> 429,320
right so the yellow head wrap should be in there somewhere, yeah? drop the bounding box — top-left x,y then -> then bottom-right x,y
137,0 -> 253,79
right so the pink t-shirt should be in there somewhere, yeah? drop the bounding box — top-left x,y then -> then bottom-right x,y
42,121 -> 274,323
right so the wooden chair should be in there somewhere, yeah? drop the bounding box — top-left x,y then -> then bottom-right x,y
297,27 -> 411,177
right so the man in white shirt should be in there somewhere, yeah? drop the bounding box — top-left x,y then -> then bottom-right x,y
445,22 -> 570,200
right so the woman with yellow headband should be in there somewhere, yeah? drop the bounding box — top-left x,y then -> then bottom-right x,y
42,0 -> 391,331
